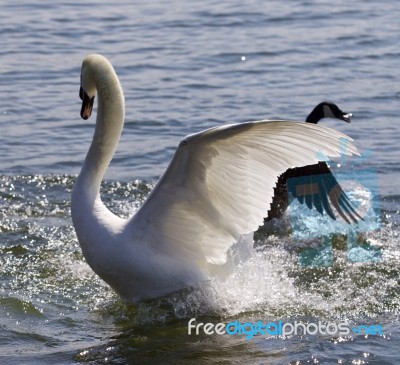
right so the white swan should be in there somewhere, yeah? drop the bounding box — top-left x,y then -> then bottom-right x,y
71,54 -> 360,303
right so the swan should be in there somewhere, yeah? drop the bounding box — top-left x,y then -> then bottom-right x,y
71,54 -> 360,303
267,102 -> 360,223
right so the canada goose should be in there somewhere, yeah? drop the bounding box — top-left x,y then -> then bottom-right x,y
266,102 -> 359,223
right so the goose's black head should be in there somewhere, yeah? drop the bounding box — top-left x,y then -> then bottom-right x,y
306,102 -> 352,124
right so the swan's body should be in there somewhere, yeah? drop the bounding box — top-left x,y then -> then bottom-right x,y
267,102 -> 360,223
72,54 -> 360,303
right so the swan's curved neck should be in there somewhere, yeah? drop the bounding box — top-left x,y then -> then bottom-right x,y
77,64 -> 125,202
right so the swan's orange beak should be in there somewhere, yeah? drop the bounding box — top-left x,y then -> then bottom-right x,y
79,86 -> 94,120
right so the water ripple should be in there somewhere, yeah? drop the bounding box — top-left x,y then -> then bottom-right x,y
1,0 -> 400,362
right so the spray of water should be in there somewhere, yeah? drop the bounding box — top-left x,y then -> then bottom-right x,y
1,175 -> 398,328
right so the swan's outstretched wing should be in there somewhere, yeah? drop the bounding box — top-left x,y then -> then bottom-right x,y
128,120 -> 359,267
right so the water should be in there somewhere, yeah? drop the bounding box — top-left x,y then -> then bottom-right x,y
1,0 -> 399,364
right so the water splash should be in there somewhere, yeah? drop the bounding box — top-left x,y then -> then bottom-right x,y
1,175 -> 399,326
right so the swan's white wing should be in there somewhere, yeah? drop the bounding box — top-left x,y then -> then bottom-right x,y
128,120 -> 359,268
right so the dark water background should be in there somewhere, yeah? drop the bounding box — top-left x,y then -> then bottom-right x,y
1,1 -> 399,364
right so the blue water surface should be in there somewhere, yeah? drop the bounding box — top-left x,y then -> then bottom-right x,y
1,1 -> 399,364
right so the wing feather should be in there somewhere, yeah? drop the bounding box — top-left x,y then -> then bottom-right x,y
128,120 -> 359,268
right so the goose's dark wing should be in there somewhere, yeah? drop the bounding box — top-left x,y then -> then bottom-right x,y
267,162 -> 362,224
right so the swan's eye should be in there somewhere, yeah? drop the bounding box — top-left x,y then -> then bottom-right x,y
79,86 -> 84,101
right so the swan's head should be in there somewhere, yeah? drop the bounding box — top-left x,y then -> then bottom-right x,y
79,54 -> 123,120
79,56 -> 98,120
